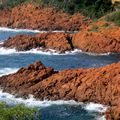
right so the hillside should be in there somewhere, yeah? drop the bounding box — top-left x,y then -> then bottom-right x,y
0,0 -> 113,19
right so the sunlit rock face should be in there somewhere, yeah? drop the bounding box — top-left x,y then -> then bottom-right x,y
0,3 -> 90,31
0,61 -> 120,119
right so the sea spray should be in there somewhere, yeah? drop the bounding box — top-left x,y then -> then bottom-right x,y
0,47 -> 112,56
0,68 -> 18,77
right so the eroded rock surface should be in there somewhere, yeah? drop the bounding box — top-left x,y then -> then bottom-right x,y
0,3 -> 90,31
73,20 -> 120,54
2,20 -> 120,54
3,32 -> 73,53
0,61 -> 120,119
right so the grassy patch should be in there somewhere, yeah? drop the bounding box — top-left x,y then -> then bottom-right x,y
0,102 -> 40,120
102,23 -> 110,28
105,11 -> 120,26
88,25 -> 99,32
0,0 -> 31,9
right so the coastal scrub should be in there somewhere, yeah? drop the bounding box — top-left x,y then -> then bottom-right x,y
0,102 -> 40,120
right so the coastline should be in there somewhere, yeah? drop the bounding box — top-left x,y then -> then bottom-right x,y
0,2 -> 120,119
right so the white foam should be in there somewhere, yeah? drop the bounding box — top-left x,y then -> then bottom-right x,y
0,90 -> 82,107
0,46 -> 112,56
0,42 -> 3,45
81,51 -> 111,56
0,47 -> 82,55
0,27 -> 40,33
20,48 -> 82,55
0,27 -> 77,33
0,47 -> 16,55
0,68 -> 18,77
0,90 -> 108,115
84,102 -> 107,113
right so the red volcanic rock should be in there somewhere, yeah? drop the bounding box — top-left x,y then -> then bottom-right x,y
0,3 -> 90,31
3,32 -> 73,53
73,20 -> 120,54
0,61 -> 120,119
0,61 -> 55,94
0,9 -> 11,27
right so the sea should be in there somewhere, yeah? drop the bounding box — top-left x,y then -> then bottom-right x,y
0,27 -> 120,120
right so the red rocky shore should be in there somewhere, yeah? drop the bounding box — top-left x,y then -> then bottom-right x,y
2,24 -> 120,54
0,61 -> 120,120
0,3 -> 90,31
1,3 -> 120,54
73,20 -> 120,54
2,32 -> 73,53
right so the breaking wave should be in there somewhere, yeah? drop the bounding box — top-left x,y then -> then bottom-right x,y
0,27 -> 77,33
0,47 -> 82,55
0,90 -> 107,113
83,102 -> 107,113
0,68 -> 18,77
0,47 -> 112,56
0,27 -> 40,33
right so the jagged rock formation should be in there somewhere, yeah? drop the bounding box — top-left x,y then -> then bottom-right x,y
3,21 -> 120,54
0,61 -> 120,119
73,20 -> 120,54
0,3 -> 90,31
3,33 -> 73,53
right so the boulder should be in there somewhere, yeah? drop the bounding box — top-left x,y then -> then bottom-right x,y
3,32 -> 73,53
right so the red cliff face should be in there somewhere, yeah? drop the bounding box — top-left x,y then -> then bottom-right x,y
73,20 -> 120,54
3,32 -> 73,53
0,61 -> 120,119
0,3 -> 90,31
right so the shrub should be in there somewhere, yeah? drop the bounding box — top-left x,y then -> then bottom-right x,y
39,0 -> 113,19
0,0 -> 31,9
0,102 -> 40,120
105,11 -> 120,26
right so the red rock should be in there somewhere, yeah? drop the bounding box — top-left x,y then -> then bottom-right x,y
0,61 -> 120,119
0,3 -> 90,31
73,20 -> 120,54
3,32 -> 73,53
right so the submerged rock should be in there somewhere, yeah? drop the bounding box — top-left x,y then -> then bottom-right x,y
2,32 -> 73,53
0,61 -> 120,119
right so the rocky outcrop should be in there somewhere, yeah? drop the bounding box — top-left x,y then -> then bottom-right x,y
2,32 -> 73,53
73,20 -> 120,54
0,3 -> 90,31
2,19 -> 120,54
0,61 -> 120,119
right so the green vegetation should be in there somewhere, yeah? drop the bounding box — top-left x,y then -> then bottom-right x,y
102,23 -> 110,28
0,102 -> 40,120
105,11 -> 120,26
88,25 -> 99,32
39,0 -> 113,19
0,0 -> 113,19
0,0 -> 31,9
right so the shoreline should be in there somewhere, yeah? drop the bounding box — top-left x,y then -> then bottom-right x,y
0,61 -> 120,119
0,2 -> 120,119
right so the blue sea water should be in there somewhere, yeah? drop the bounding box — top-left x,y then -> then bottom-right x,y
0,28 -> 120,120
